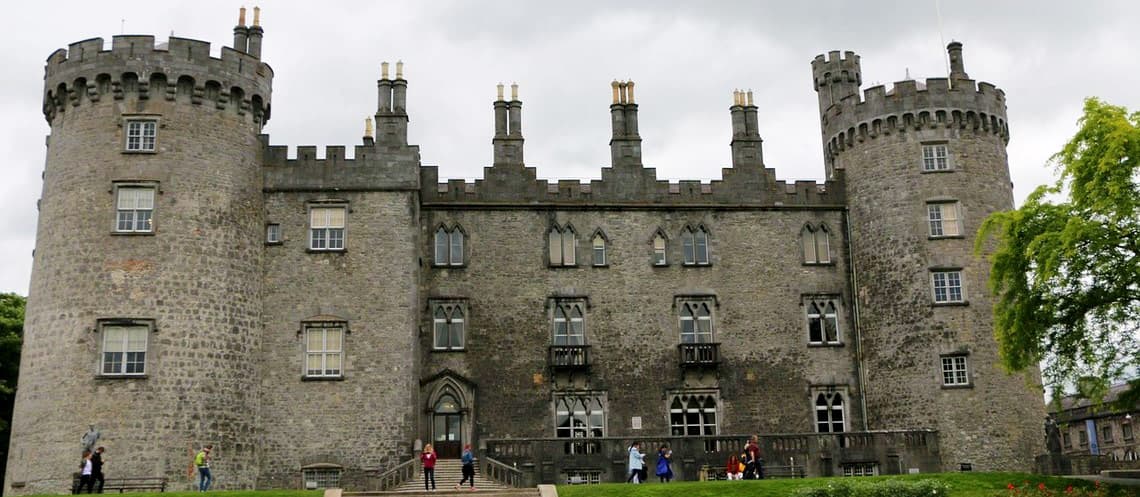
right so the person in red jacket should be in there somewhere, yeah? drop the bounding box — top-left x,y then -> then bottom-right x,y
420,444 -> 438,491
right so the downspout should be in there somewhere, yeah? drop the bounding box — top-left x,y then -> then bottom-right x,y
844,207 -> 870,431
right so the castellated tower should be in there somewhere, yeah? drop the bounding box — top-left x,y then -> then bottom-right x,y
813,44 -> 1045,470
7,11 -> 272,494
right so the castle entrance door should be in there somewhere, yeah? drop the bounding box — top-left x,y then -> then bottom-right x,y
433,394 -> 462,459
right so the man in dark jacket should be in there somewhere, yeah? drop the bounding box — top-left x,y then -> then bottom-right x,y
91,447 -> 106,493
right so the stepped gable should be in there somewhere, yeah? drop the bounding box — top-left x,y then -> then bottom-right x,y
43,34 -> 272,124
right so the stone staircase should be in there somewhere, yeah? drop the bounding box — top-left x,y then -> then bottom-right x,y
388,459 -> 515,493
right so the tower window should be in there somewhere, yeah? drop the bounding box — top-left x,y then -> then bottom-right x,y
940,355 -> 970,386
99,321 -> 151,376
266,223 -> 281,244
309,206 -> 346,251
927,202 -> 962,237
304,323 -> 344,378
125,119 -> 157,152
931,270 -> 965,304
922,144 -> 949,171
114,185 -> 155,233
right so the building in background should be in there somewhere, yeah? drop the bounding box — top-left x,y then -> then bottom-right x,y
5,10 -> 1045,493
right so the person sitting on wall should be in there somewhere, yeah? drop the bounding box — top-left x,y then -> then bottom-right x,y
726,453 -> 743,480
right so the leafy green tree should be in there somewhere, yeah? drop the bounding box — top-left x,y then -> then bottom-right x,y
977,98 -> 1140,405
0,292 -> 25,484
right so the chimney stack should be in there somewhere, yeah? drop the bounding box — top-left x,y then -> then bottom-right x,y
730,89 -> 764,168
947,41 -> 969,81
609,80 -> 642,167
246,6 -> 264,58
374,61 -> 409,145
233,7 -> 249,53
492,83 -> 524,165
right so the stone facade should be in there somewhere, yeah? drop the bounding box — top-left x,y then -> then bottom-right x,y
5,14 -> 1044,494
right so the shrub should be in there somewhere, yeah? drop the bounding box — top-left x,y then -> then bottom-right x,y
793,479 -> 952,497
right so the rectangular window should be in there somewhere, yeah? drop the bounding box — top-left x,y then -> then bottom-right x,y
555,394 -> 605,454
932,270 -> 964,303
1123,423 -> 1133,440
433,227 -> 464,266
549,227 -> 576,266
266,223 -> 281,244
842,463 -> 878,477
941,355 -> 969,386
1079,430 -> 1088,447
928,202 -> 961,237
683,228 -> 710,265
805,297 -> 841,345
922,144 -> 949,171
552,300 -> 586,346
305,324 -> 344,378
101,324 -> 148,376
563,471 -> 601,485
1063,432 -> 1072,449
432,302 -> 465,350
679,301 -> 714,344
309,206 -> 346,251
1103,426 -> 1113,443
302,468 -> 342,489
125,120 -> 157,152
115,186 -> 155,233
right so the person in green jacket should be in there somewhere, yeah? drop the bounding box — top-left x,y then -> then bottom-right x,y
194,445 -> 213,491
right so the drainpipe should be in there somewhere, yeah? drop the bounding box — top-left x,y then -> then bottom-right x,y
844,208 -> 870,431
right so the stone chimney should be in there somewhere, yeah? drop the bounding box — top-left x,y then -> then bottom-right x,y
609,80 -> 641,167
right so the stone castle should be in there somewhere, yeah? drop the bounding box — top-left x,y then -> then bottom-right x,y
6,9 -> 1046,493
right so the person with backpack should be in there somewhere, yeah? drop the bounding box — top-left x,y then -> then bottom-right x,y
195,445 -> 213,491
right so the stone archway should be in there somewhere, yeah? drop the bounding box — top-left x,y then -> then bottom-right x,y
422,371 -> 475,459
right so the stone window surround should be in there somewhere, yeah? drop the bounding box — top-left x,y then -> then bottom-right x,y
121,114 -> 161,154
803,294 -> 843,347
920,141 -> 952,173
939,352 -> 972,389
307,200 -> 348,253
680,224 -> 712,267
650,228 -> 669,267
550,297 -> 588,346
301,464 -> 343,489
590,229 -> 609,267
667,389 -> 720,437
111,181 -> 159,236
432,223 -> 466,267
930,266 -> 968,306
553,391 -> 607,441
925,197 -> 964,239
265,223 -> 282,245
801,223 -> 833,266
94,318 -> 154,379
548,223 -> 578,267
810,385 -> 848,433
430,299 -> 467,352
299,320 -> 349,381
674,294 -> 718,344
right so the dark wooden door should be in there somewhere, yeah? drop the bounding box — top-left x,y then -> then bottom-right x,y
434,413 -> 462,459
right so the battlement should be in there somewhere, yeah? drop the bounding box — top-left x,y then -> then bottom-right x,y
262,142 -> 421,192
811,50 -> 861,89
43,34 -> 273,124
419,163 -> 844,208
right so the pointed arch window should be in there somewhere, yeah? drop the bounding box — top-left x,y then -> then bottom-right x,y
652,232 -> 668,266
553,300 -> 586,345
814,391 -> 846,433
549,225 -> 577,267
433,225 -> 465,266
682,226 -> 710,265
591,233 -> 607,266
679,301 -> 714,343
801,224 -> 831,264
432,302 -> 466,350
669,393 -> 718,436
805,296 -> 841,345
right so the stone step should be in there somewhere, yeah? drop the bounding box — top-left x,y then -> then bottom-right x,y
341,488 -> 537,497
388,460 -> 513,493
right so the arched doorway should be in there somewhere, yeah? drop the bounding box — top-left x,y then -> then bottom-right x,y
433,393 -> 463,459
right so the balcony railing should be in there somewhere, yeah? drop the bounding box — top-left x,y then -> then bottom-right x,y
549,345 -> 590,370
678,342 -> 720,368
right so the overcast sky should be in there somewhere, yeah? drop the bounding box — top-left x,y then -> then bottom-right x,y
1,1 -> 1138,295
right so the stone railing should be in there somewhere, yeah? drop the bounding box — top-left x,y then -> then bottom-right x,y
367,457 -> 418,491
678,343 -> 720,368
484,431 -> 939,485
549,345 -> 590,370
481,455 -> 523,488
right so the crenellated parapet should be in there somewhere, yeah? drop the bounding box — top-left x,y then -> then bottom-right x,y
42,34 -> 273,125
420,163 -> 844,208
262,142 -> 421,192
813,43 -> 1009,168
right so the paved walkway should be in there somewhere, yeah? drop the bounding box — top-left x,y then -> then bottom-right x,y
1066,474 -> 1140,487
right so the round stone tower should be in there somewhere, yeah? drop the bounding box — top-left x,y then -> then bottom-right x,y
5,13 -> 272,494
812,44 -> 1045,471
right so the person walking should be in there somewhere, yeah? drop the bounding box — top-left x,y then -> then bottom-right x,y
420,443 -> 437,491
91,447 -> 106,493
195,445 -> 213,491
745,436 -> 764,479
626,442 -> 644,484
456,444 -> 475,491
77,450 -> 95,494
655,444 -> 673,483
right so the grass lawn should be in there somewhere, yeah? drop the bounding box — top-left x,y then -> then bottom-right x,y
555,472 -> 1135,497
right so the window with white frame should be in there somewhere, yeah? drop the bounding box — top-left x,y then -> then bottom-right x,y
115,186 -> 155,233
814,391 -> 846,433
433,225 -> 464,266
309,206 -> 346,251
805,296 -> 841,345
552,300 -> 586,345
652,231 -> 667,266
927,202 -> 962,237
801,224 -> 831,264
591,233 -> 606,266
100,322 -> 149,376
941,355 -> 969,386
125,119 -> 157,152
549,225 -> 577,266
302,467 -> 342,489
669,392 -> 718,436
932,270 -> 965,303
682,226 -> 710,265
266,223 -> 281,244
555,393 -> 605,454
842,463 -> 878,477
922,144 -> 949,171
432,302 -> 465,350
304,323 -> 344,378
679,301 -> 714,343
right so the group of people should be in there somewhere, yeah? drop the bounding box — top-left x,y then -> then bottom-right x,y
75,447 -> 106,493
725,436 -> 765,480
419,443 -> 477,491
625,442 -> 674,484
